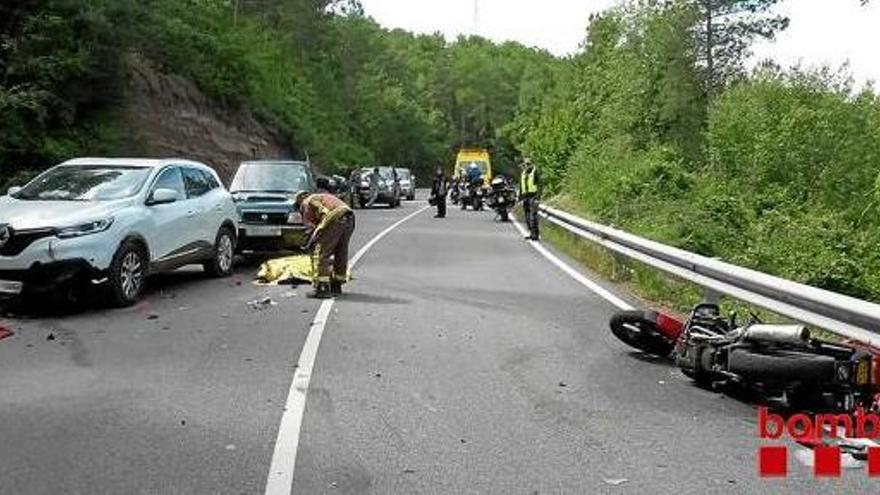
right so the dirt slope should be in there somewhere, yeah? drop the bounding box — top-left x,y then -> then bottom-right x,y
123,58 -> 295,182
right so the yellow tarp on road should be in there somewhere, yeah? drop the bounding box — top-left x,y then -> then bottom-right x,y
256,254 -> 315,285
256,254 -> 352,285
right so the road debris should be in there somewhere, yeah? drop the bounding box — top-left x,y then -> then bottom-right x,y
147,314 -> 159,320
46,332 -> 56,341
0,324 -> 13,341
603,478 -> 629,486
248,296 -> 278,310
403,469 -> 416,474
225,444 -> 237,451
558,381 -> 567,388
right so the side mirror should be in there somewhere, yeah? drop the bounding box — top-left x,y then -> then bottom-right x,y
149,188 -> 180,205
7,186 -> 21,196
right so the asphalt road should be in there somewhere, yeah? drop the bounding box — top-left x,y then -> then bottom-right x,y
0,193 -> 873,494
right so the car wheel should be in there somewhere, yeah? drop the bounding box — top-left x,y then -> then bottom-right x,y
407,194 -> 415,201
107,240 -> 147,307
204,227 -> 236,277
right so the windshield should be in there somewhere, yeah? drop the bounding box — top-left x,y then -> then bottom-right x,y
12,165 -> 152,201
360,167 -> 394,180
231,163 -> 313,193
459,161 -> 488,174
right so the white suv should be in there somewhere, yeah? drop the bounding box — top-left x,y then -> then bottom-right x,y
0,158 -> 238,306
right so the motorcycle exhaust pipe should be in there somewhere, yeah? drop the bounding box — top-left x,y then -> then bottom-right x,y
743,324 -> 810,345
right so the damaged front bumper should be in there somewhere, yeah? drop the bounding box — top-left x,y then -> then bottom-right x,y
0,259 -> 106,298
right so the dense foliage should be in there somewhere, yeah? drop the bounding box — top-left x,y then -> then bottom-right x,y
3,0 -> 880,301
518,1 -> 880,301
0,0 -> 555,180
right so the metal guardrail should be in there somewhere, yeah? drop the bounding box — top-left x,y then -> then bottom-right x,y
539,204 -> 880,348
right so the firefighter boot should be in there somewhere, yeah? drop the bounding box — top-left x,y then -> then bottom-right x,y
308,282 -> 332,299
330,281 -> 343,296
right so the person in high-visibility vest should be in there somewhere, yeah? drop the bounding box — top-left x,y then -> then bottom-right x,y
519,158 -> 542,241
295,191 -> 356,299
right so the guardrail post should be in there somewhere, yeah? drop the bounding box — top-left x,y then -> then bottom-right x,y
704,288 -> 721,305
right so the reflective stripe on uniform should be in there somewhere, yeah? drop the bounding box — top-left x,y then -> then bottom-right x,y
521,167 -> 538,195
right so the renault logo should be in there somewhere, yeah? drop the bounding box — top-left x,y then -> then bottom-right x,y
0,225 -> 10,248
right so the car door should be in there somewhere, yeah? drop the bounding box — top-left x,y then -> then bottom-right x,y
196,167 -> 230,242
146,166 -> 195,263
180,166 -> 217,249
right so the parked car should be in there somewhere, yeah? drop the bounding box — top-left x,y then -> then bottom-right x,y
0,158 -> 238,306
355,166 -> 401,208
396,167 -> 416,200
230,160 -> 316,253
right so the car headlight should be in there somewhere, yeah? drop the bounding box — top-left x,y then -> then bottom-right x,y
56,217 -> 114,239
287,211 -> 303,224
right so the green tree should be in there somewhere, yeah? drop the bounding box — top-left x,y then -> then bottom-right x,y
691,0 -> 789,96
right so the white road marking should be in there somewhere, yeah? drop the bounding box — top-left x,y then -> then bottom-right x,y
511,217 -> 633,310
264,206 -> 430,495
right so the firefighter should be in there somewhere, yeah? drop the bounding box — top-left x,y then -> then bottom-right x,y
519,158 -> 542,241
295,190 -> 356,299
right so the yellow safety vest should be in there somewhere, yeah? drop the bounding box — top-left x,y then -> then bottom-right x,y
521,167 -> 538,195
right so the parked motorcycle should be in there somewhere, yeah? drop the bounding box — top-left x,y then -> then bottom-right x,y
470,182 -> 485,211
610,303 -> 877,411
450,180 -> 460,205
487,176 -> 516,222
458,181 -> 471,210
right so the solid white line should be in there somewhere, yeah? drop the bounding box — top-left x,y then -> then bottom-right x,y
264,205 -> 430,495
511,217 -> 634,311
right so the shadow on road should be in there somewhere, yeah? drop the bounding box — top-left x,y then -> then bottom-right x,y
0,266 -> 235,319
338,292 -> 410,305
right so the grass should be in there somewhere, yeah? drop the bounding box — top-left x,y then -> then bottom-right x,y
539,211 -> 844,344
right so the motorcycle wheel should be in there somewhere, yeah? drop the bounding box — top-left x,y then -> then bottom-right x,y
609,310 -> 675,357
727,348 -> 837,383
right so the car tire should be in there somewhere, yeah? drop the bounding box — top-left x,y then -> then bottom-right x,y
204,226 -> 236,278
107,240 -> 148,307
407,194 -> 415,201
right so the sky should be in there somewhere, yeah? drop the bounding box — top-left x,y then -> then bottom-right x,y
359,0 -> 880,86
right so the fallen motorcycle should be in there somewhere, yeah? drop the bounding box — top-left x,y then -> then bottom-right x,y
609,309 -> 683,357
610,303 -> 878,411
